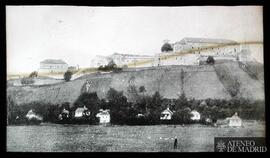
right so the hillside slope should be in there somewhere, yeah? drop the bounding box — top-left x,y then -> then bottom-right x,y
214,62 -> 264,100
7,61 -> 264,106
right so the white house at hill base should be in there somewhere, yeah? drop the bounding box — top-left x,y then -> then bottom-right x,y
26,109 -> 43,121
190,110 -> 201,121
160,108 -> 174,120
74,106 -> 90,118
96,109 -> 110,124
227,113 -> 242,127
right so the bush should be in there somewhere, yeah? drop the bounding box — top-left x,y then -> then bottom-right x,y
161,43 -> 173,52
98,60 -> 122,72
73,92 -> 100,115
206,56 -> 215,64
64,70 -> 72,81
29,71 -> 38,78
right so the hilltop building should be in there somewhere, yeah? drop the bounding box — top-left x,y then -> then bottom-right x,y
90,55 -> 111,68
154,37 -> 243,67
172,37 -> 239,55
89,37 -> 253,68
90,53 -> 154,68
39,59 -> 68,73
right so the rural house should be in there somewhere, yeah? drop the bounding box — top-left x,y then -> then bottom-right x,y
228,112 -> 242,127
59,108 -> 70,120
190,110 -> 201,121
74,106 -> 90,118
39,59 -> 68,73
96,109 -> 110,124
26,109 -> 43,121
160,108 -> 174,120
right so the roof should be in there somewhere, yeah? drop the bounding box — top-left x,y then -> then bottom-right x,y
111,53 -> 153,58
230,113 -> 241,120
97,111 -> 110,115
161,108 -> 174,115
97,109 -> 109,114
179,37 -> 237,44
40,59 -> 67,64
26,109 -> 35,115
75,106 -> 88,113
62,109 -> 69,114
191,110 -> 200,114
199,100 -> 207,106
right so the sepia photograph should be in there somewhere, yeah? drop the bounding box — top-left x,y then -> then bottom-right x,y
6,5 -> 266,152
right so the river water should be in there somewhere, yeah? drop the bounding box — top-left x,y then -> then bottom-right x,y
7,122 -> 265,152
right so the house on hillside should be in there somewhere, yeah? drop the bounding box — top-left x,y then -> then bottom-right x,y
160,108 -> 174,120
227,112 -> 242,127
190,110 -> 200,121
39,59 -> 68,73
74,106 -> 90,118
96,109 -> 110,124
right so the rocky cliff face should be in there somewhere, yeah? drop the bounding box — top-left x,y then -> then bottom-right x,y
7,61 -> 264,106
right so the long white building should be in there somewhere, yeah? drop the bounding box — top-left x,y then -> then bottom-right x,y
39,59 -> 68,73
90,53 -> 154,68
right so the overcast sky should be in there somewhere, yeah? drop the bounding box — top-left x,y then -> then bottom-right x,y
6,6 -> 263,74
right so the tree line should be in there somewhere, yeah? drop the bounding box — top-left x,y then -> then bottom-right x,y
7,85 -> 265,125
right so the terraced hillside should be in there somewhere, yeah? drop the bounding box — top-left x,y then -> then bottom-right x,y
7,61 -> 264,106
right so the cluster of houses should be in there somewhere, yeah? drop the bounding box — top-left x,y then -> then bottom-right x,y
58,106 -> 110,124
160,107 -> 200,121
159,107 -> 242,127
23,105 -> 242,127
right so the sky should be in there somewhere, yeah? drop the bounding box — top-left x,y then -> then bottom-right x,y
6,6 -> 263,74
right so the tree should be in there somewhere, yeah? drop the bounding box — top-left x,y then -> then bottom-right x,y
107,60 -> 117,69
206,56 -> 215,64
106,88 -> 129,124
139,86 -> 146,94
161,43 -> 173,52
175,93 -> 188,111
73,92 -> 100,115
172,107 -> 192,124
98,60 -> 122,72
29,71 -> 38,78
64,70 -> 72,81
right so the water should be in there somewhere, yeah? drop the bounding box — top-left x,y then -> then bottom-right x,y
7,123 -> 265,152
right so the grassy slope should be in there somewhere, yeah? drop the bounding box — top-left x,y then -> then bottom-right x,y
7,61 -> 264,106
214,61 -> 264,100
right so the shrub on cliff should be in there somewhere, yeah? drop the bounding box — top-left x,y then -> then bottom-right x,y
64,70 -> 72,81
206,56 -> 215,64
29,71 -> 38,78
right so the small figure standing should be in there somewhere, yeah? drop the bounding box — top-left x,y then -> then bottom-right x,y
174,137 -> 178,149
85,80 -> 91,92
